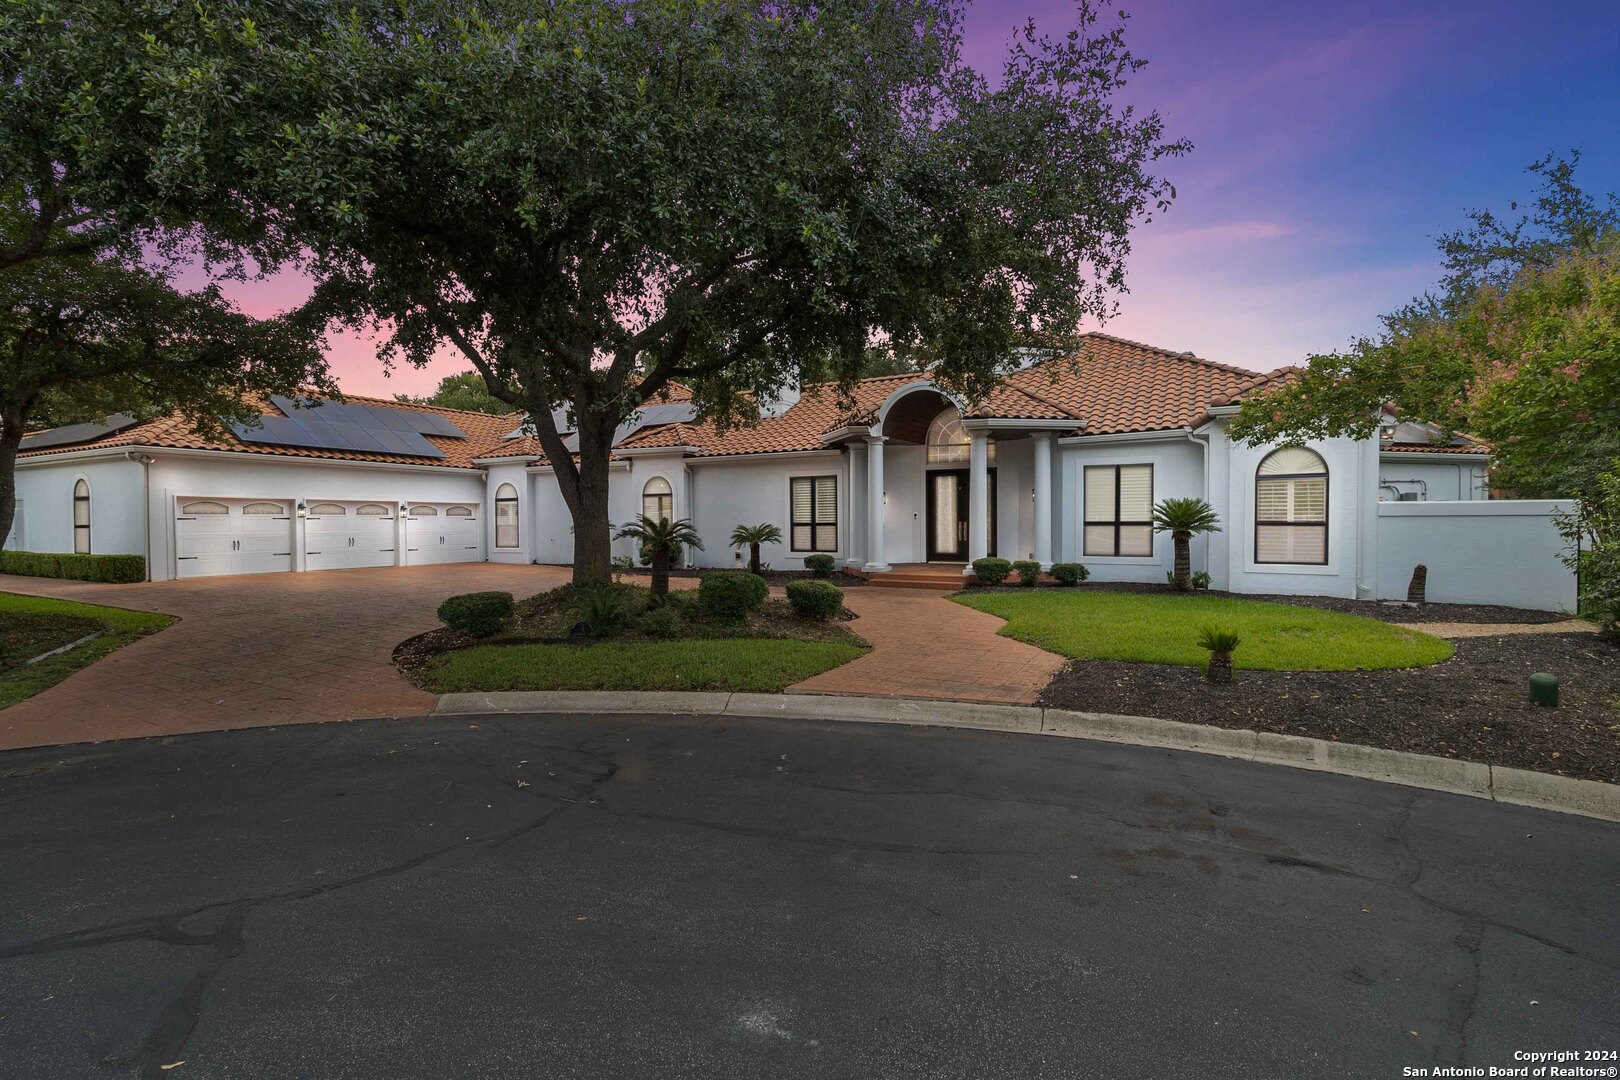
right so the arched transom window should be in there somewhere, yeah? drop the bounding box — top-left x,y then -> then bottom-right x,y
642,476 -> 673,522
926,407 -> 995,465
494,483 -> 520,548
73,479 -> 90,553
1255,447 -> 1328,565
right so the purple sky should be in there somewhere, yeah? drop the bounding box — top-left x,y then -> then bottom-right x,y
200,0 -> 1620,397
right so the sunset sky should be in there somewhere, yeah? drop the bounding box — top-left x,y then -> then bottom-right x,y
202,0 -> 1620,398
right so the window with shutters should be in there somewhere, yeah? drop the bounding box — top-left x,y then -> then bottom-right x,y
1083,465 -> 1153,557
495,483 -> 519,548
73,479 -> 90,554
789,476 -> 838,552
1255,447 -> 1328,564
642,476 -> 673,522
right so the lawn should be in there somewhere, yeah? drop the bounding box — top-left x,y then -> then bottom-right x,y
952,589 -> 1453,671
0,593 -> 174,709
420,638 -> 865,694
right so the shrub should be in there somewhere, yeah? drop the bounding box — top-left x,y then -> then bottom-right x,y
1197,625 -> 1242,685
574,584 -> 631,637
786,579 -> 843,620
640,605 -> 683,639
0,550 -> 146,584
610,554 -> 634,582
971,557 -> 1012,585
1050,562 -> 1088,586
1012,560 -> 1041,586
437,591 -> 515,638
698,569 -> 769,622
1191,570 -> 1212,590
803,553 -> 836,578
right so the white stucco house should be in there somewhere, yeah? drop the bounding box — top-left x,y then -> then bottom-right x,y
6,333 -> 1576,610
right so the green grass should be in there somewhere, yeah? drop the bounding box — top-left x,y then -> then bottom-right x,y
422,638 -> 866,694
952,590 -> 1453,671
0,593 -> 174,709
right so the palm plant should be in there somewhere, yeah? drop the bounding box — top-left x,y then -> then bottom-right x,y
1196,626 -> 1242,684
614,515 -> 703,605
729,523 -> 783,576
1152,497 -> 1222,592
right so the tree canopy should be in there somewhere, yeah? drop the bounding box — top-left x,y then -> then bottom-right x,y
42,0 -> 1188,582
396,371 -> 517,416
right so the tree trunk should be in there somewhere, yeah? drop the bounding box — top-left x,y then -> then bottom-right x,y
1173,530 -> 1192,591
1206,651 -> 1232,684
749,542 -> 761,575
569,411 -> 617,588
0,404 -> 25,554
651,549 -> 669,605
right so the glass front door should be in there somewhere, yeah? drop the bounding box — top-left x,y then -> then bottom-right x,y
926,470 -> 995,561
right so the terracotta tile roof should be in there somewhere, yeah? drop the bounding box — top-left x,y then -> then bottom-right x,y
17,393 -> 521,469
1380,441 -> 1490,456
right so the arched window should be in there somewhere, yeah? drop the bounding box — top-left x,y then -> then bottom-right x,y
73,479 -> 90,554
356,504 -> 391,516
925,407 -> 995,465
642,476 -> 673,522
494,483 -> 519,548
411,505 -> 439,517
307,503 -> 347,517
1256,447 -> 1328,565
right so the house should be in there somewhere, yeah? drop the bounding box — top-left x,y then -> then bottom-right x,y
7,333 -> 1575,610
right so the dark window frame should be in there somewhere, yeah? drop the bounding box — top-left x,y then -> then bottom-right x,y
1254,450 -> 1329,566
1083,464 -> 1154,558
494,483 -> 520,549
73,478 -> 91,554
790,474 -> 838,553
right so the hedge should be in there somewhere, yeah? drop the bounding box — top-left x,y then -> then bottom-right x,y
785,579 -> 843,620
699,569 -> 769,622
437,591 -> 515,637
0,550 -> 146,584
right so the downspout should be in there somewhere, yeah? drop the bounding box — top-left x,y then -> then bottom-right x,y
1183,427 -> 1211,578
126,451 -> 152,581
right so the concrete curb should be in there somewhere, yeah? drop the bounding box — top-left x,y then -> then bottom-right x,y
433,691 -> 1620,824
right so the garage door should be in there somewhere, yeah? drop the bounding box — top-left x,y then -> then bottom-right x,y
406,504 -> 483,565
175,499 -> 295,579
305,502 -> 398,571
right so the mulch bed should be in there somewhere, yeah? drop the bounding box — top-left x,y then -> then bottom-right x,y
1040,627 -> 1620,785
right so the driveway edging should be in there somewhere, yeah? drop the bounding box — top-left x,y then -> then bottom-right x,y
434,690 -> 1620,823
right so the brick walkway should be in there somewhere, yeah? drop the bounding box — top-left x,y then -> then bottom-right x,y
790,586 -> 1064,705
1407,618 -> 1599,638
1,567 -> 1061,750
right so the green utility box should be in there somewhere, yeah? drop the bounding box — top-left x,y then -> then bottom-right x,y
1528,672 -> 1559,708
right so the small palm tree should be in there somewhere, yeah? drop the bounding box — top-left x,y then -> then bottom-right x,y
1152,497 -> 1222,592
730,523 -> 783,576
614,515 -> 703,605
1197,626 -> 1242,685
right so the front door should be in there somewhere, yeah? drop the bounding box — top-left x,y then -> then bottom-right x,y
926,470 -> 995,561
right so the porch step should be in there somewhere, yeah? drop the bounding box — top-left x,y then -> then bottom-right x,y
866,574 -> 967,591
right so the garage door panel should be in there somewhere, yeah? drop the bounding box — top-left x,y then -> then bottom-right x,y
175,499 -> 294,579
306,502 -> 397,571
407,505 -> 482,565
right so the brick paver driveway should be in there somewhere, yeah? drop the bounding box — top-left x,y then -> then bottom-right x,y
0,564 -> 570,751
1,568 -> 1062,750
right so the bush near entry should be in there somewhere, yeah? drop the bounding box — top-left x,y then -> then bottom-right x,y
1012,560 -> 1041,586
698,570 -> 769,622
437,591 -> 515,637
786,580 -> 843,620
803,553 -> 836,578
971,557 -> 1012,585
1050,562 -> 1088,585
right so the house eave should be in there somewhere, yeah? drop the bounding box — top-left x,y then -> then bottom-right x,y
1059,427 -> 1193,447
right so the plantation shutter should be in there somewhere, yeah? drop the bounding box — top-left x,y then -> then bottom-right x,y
814,478 -> 838,552
1255,448 -> 1327,564
1117,465 -> 1154,556
790,476 -> 837,552
1084,464 -> 1153,557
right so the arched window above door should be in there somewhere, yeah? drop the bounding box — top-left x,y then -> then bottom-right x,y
926,407 -> 995,464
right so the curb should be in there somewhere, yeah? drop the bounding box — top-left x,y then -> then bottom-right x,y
433,691 -> 1620,824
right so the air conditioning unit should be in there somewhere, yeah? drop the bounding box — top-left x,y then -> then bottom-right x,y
1397,491 -> 1421,502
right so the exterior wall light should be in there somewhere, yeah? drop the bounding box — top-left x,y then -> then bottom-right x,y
296,501 -> 307,519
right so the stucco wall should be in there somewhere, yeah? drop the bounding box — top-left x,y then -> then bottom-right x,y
11,456 -> 148,557
684,451 -> 849,570
1377,457 -> 1488,502
1375,499 -> 1576,611
1058,435 -> 1205,583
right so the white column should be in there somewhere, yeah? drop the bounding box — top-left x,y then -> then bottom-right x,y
847,442 -> 868,567
863,436 -> 890,572
968,431 -> 990,565
1032,432 -> 1054,569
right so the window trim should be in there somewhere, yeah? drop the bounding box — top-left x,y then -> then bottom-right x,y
73,478 -> 90,554
641,476 -> 674,523
789,474 -> 839,553
494,483 -> 520,549
1254,447 -> 1329,566
1082,464 -> 1154,558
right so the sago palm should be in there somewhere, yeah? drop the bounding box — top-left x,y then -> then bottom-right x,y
1151,497 -> 1222,592
614,515 -> 703,605
729,523 -> 783,576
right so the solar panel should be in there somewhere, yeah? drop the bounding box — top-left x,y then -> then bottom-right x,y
20,413 -> 142,451
234,397 -> 446,459
398,409 -> 467,438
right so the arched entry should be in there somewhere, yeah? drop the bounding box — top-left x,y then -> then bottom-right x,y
924,406 -> 995,561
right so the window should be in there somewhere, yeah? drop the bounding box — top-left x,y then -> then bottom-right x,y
1256,447 -> 1328,564
642,476 -> 673,522
307,503 -> 347,516
73,479 -> 90,554
356,504 -> 391,516
446,505 -> 474,517
925,407 -> 995,465
1083,465 -> 1153,557
495,483 -> 519,548
242,502 -> 286,516
411,505 -> 439,517
790,475 -> 838,552
180,501 -> 229,516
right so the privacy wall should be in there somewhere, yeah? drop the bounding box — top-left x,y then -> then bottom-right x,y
1374,500 -> 1576,612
